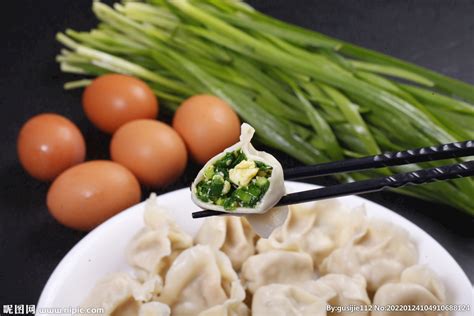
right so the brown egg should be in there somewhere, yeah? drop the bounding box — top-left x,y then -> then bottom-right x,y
83,74 -> 159,134
47,161 -> 141,231
172,95 -> 240,164
110,119 -> 187,187
17,113 -> 86,181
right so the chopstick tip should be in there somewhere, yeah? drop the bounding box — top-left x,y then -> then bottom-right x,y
192,210 -> 226,219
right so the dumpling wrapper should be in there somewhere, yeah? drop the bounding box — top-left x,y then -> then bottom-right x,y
302,274 -> 371,316
195,216 -> 257,271
372,265 -> 446,316
127,194 -> 193,281
257,200 -> 368,268
252,283 -> 327,316
320,217 -> 418,292
191,123 -> 287,237
158,244 -> 249,316
80,272 -> 170,316
241,250 -> 315,294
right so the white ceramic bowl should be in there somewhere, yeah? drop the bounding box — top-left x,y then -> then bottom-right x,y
37,182 -> 472,314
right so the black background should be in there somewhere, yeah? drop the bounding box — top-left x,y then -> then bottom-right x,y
1,0 -> 473,305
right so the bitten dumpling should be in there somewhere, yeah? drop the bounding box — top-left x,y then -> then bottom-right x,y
195,216 -> 257,271
191,123 -> 288,237
257,199 -> 368,268
372,265 -> 446,316
240,250 -> 314,294
320,218 -> 418,292
252,283 -> 327,316
158,245 -> 249,316
127,194 -> 193,282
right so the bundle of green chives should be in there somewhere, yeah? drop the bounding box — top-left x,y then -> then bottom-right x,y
56,0 -> 474,214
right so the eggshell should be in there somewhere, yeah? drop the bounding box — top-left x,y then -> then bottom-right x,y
110,120 -> 187,187
47,161 -> 141,231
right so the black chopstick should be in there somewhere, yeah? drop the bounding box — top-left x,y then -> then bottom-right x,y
192,160 -> 474,218
276,160 -> 474,206
191,140 -> 474,219
283,140 -> 473,180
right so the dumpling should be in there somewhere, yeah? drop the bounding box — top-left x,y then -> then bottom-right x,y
240,250 -> 314,294
133,275 -> 163,302
302,274 -> 370,316
195,216 -> 257,271
139,302 -> 171,316
252,283 -> 327,316
80,273 -> 139,316
257,199 -> 368,267
245,206 -> 289,238
80,272 -> 168,316
251,274 -> 370,316
191,123 -> 288,237
198,281 -> 250,316
191,123 -> 285,214
373,265 -> 446,316
398,264 -> 445,302
127,194 -> 193,281
158,245 -> 248,316
320,218 -> 418,292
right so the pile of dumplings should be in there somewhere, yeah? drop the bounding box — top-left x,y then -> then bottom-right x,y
81,194 -> 447,316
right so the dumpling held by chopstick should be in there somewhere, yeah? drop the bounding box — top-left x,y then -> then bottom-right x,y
191,123 -> 287,237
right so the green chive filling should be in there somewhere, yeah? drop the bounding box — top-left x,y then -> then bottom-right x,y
196,149 -> 272,210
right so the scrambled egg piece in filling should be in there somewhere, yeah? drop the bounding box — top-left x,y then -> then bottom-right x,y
229,160 -> 259,187
195,150 -> 272,210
